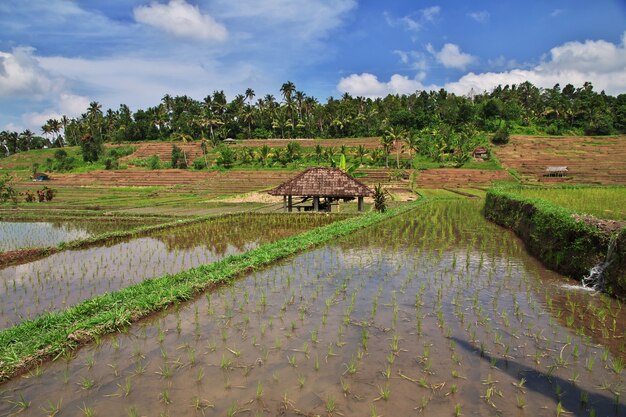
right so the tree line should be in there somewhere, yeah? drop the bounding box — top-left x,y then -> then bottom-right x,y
1,80 -> 625,160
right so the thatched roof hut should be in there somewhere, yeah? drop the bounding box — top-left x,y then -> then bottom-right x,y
268,167 -> 374,212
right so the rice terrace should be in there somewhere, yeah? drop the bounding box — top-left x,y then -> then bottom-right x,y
1,6 -> 626,415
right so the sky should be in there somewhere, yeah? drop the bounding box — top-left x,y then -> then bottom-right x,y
0,0 -> 625,132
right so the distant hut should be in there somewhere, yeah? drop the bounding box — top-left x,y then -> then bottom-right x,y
32,173 -> 50,181
223,138 -> 236,144
472,147 -> 488,159
268,167 -> 374,212
545,166 -> 568,177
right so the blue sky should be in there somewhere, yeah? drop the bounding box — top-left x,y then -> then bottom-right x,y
0,0 -> 625,132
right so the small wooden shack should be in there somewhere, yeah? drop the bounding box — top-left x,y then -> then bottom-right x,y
268,167 -> 374,212
472,147 -> 488,159
545,166 -> 568,177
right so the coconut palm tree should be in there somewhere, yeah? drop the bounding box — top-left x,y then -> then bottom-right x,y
403,132 -> 420,159
383,126 -> 407,168
245,88 -> 255,105
355,144 -> 368,166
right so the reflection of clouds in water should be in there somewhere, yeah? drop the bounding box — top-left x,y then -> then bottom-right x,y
0,221 -> 92,251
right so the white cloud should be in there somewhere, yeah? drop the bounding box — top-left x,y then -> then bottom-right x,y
551,9 -> 564,17
214,0 -> 355,41
337,73 -> 435,98
134,0 -> 228,41
468,11 -> 490,23
386,6 -> 440,32
338,32 -> 626,97
427,43 -> 476,70
0,47 -> 57,97
421,6 -> 441,22
393,50 -> 428,71
38,54 -> 275,114
22,94 -> 90,131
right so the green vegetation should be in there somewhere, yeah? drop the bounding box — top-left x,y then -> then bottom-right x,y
0,198 -> 427,381
511,186 -> 626,220
484,188 -> 626,297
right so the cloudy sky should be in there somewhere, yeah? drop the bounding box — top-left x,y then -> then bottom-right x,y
1,0 -> 625,132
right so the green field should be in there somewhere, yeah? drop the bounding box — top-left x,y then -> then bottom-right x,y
512,186 -> 626,220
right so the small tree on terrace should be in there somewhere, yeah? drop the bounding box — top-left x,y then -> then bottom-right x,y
80,133 -> 103,162
355,144 -> 368,166
373,183 -> 387,213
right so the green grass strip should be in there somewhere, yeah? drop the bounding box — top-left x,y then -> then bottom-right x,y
0,199 -> 428,381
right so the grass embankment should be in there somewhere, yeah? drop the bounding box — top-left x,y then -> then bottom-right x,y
511,186 -> 626,221
484,187 -> 626,297
0,200 -> 427,382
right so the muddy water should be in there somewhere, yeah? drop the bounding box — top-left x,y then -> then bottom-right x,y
1,200 -> 625,417
0,214 -> 339,329
0,219 -> 147,252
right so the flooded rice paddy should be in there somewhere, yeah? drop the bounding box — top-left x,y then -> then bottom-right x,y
0,200 -> 624,417
0,219 -> 149,252
0,214 -> 339,329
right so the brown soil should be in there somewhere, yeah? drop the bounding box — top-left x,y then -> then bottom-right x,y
0,247 -> 57,268
572,214 -> 626,234
413,168 -> 512,188
119,142 -> 205,163
495,135 -> 626,184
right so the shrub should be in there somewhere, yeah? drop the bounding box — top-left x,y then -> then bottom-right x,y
216,145 -> 236,169
491,127 -> 510,145
147,155 -> 161,170
80,133 -> 104,162
0,174 -> 18,204
104,158 -> 119,170
192,157 -> 207,170
22,190 -> 36,202
171,144 -> 186,168
373,184 -> 387,213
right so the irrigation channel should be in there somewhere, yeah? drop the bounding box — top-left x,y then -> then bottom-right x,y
0,214 -> 340,329
1,200 -> 625,416
0,219 -> 150,253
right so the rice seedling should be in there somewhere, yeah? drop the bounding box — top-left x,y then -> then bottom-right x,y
41,398 -> 62,416
79,403 -> 96,417
325,395 -> 336,414
77,376 -> 95,390
9,393 -> 31,412
159,389 -> 171,405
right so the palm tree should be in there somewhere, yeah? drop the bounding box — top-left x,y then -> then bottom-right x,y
258,144 -> 271,166
379,134 -> 394,168
41,122 -> 52,145
383,127 -> 407,168
48,119 -> 62,146
280,81 -> 295,103
18,130 -> 34,151
403,132 -> 420,159
245,88 -> 255,105
315,144 -> 323,164
280,81 -> 296,132
241,106 -> 255,139
355,144 -> 368,166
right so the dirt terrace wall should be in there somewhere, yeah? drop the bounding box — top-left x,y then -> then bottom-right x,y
484,189 -> 626,299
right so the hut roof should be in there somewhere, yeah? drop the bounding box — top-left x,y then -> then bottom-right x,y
546,166 -> 568,173
473,147 -> 488,154
268,167 -> 374,197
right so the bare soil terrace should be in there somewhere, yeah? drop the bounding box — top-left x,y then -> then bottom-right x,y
495,135 -> 626,185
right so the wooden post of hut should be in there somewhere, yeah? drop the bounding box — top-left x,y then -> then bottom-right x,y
268,167 -> 374,213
